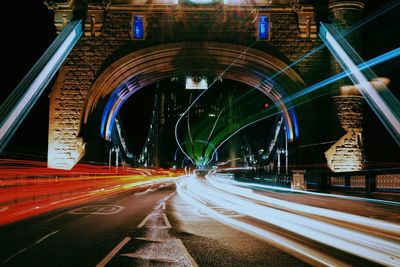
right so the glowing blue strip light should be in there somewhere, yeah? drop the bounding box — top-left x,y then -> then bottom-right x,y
258,16 -> 269,40
290,109 -> 299,138
101,84 -> 126,139
0,20 -> 83,152
134,16 -> 144,39
320,22 -> 400,145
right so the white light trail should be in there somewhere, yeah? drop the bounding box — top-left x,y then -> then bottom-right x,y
0,20 -> 83,150
215,176 -> 400,206
207,175 -> 400,234
320,23 -> 400,145
176,176 -> 348,267
177,175 -> 400,266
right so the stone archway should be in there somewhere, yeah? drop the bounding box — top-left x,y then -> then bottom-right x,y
48,42 -> 306,169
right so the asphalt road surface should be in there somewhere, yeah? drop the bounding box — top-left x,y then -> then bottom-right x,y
1,176 -> 399,266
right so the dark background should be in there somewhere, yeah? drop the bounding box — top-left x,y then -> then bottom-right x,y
1,0 -> 399,165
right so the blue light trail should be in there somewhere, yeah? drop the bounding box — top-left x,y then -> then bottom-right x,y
268,0 -> 400,81
320,22 -> 400,145
208,46 -> 400,161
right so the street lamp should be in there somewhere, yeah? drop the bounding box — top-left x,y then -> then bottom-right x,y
115,147 -> 120,173
276,148 -> 286,175
109,147 -> 115,171
108,147 -> 120,173
258,148 -> 264,167
284,125 -> 288,176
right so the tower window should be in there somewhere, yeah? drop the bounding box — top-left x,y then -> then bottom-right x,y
133,15 -> 144,40
258,16 -> 270,40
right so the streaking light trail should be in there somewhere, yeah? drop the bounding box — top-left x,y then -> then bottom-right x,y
0,159 -> 180,225
208,174 -> 400,233
176,1 -> 400,165
174,41 -> 258,165
214,175 -> 400,207
207,46 -> 400,161
268,0 -> 400,81
176,176 -> 348,267
320,22 -> 400,145
177,175 -> 400,266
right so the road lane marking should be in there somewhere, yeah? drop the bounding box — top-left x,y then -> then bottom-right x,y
133,237 -> 198,267
137,214 -> 154,228
134,237 -> 168,243
176,239 -> 199,267
144,226 -> 170,229
155,202 -> 166,210
120,253 -> 179,263
154,192 -> 175,210
2,230 -> 60,264
162,213 -> 172,228
68,205 -> 124,215
96,237 -> 131,267
121,239 -> 199,266
137,213 -> 171,228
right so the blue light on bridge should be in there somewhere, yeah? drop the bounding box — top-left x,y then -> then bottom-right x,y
258,16 -> 269,40
133,16 -> 144,39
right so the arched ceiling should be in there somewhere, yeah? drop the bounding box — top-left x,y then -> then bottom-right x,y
81,41 -> 306,141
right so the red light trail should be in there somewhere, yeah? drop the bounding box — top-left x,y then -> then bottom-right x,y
0,159 -> 182,225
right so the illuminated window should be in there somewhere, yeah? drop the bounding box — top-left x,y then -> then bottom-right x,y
185,76 -> 208,90
133,15 -> 144,40
258,16 -> 269,40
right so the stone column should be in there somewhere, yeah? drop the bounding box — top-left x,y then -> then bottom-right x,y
326,0 -> 365,172
325,85 -> 364,172
329,0 -> 364,86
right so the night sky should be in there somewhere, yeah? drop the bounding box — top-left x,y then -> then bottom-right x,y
1,0 -> 399,165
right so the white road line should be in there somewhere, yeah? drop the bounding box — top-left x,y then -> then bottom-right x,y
96,237 -> 131,267
134,237 -> 168,243
145,226 -> 170,229
155,202 -> 166,210
137,214 -> 154,228
155,192 -> 175,209
176,239 -> 199,267
120,253 -> 178,264
164,192 -> 176,202
2,230 -> 60,264
162,213 -> 172,228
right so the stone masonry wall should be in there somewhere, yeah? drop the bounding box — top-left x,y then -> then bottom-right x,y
49,6 -> 328,169
49,12 -> 132,169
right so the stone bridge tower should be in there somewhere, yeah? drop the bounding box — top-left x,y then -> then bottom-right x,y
47,0 -> 334,170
